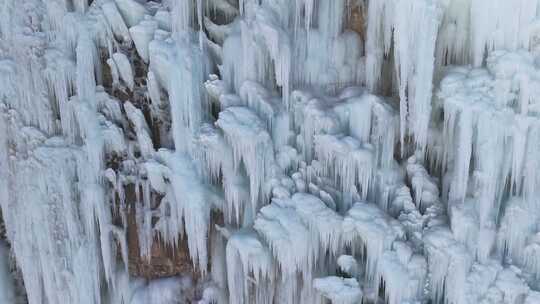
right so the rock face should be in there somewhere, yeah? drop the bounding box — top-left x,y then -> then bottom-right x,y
2,1 -> 540,304
124,185 -> 196,279
127,233 -> 195,279
347,1 -> 366,42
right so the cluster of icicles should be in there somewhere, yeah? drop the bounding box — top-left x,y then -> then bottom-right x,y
2,0 -> 540,303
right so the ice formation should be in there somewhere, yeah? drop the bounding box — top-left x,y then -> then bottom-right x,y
2,0 -> 540,304
0,241 -> 16,303
313,276 -> 362,304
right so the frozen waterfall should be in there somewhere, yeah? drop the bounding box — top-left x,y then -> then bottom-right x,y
1,0 -> 540,303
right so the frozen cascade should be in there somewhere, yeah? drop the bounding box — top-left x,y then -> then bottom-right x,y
0,241 -> 16,303
216,106 -> 276,218
2,0 -> 540,304
225,229 -> 274,304
313,276 -> 363,304
366,0 -> 445,153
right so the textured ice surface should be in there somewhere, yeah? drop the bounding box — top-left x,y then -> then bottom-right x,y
313,276 -> 362,304
2,0 -> 540,303
0,242 -> 16,304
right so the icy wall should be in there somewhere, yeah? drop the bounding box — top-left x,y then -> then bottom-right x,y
1,0 -> 540,303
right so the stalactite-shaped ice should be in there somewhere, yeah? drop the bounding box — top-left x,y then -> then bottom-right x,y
226,229 -> 274,304
366,0 -> 445,152
424,227 -> 472,304
406,156 -> 440,211
130,278 -> 193,304
43,48 -> 76,136
76,29 -> 98,103
469,0 -> 539,67
314,134 -> 374,210
101,1 -> 132,43
313,276 -> 362,304
497,197 -> 538,265
377,243 -> 427,304
124,101 -> 154,158
112,52 -> 135,91
524,233 -> 540,279
115,0 -> 149,28
342,201 -> 405,284
155,149 -> 216,275
166,36 -> 209,153
239,81 -> 290,147
107,58 -> 121,90
438,50 -> 540,229
292,92 -> 342,162
253,191 -> 347,303
253,200 -> 314,276
196,123 -> 251,224
276,193 -> 343,256
3,0 -> 540,303
449,197 -> 496,262
130,17 -> 159,63
337,255 -> 358,278
0,242 -> 15,304
217,106 -> 275,214
0,137 -> 105,304
292,89 -> 398,174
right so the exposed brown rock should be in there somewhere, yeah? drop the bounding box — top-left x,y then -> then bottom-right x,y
347,1 -> 366,43
123,184 -> 198,280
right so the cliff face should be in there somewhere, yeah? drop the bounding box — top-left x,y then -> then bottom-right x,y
2,1 -> 540,304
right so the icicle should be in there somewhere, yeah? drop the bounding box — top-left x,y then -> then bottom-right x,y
74,0 -> 88,13
317,0 -> 346,40
469,0 -> 538,67
101,1 -> 132,43
337,255 -> 358,277
424,227 -> 472,304
112,52 -> 134,91
366,0 -> 444,152
524,233 -> 540,279
342,201 -> 405,284
234,4 -> 293,107
167,37 -> 208,153
448,109 -> 473,203
172,0 -> 194,36
304,0 -> 314,33
497,197 -> 537,264
115,0 -> 148,28
157,150 -> 213,275
216,107 -> 275,215
0,139 -> 104,304
76,29 -> 97,104
314,134 -> 374,210
377,245 -> 427,304
226,229 -> 274,304
254,203 -> 311,277
293,94 -> 342,161
253,193 -> 341,304
435,0 -> 471,66
313,276 -> 362,304
365,0 -> 389,93
5,0 -> 540,303
147,70 -> 163,112
196,124 -> 250,224
124,102 -> 154,158
0,242 -> 15,303
277,193 -> 343,256
239,81 -> 290,147
106,58 -> 121,90
43,49 -> 76,138
130,18 -> 158,63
